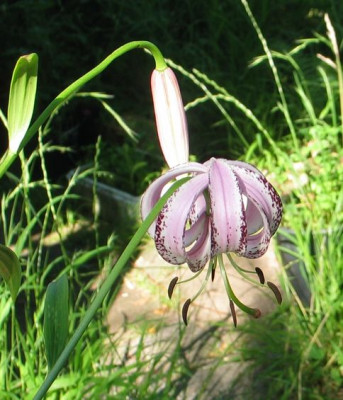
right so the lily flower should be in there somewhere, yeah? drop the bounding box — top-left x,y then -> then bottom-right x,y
151,67 -> 189,168
141,157 -> 283,325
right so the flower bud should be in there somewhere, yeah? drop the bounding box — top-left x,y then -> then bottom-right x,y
151,68 -> 189,167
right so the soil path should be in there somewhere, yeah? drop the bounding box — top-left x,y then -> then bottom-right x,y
106,238 -> 282,399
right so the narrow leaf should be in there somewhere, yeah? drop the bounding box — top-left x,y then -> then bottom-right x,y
44,275 -> 69,370
7,53 -> 38,153
0,244 -> 21,301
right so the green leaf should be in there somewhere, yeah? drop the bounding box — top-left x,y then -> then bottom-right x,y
0,244 -> 21,301
7,53 -> 38,153
44,275 -> 69,371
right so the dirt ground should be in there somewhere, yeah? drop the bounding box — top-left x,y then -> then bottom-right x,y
106,238 -> 282,399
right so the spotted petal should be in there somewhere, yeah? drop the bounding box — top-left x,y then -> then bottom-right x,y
208,159 -> 247,257
244,205 -> 271,258
225,160 -> 282,234
141,162 -> 207,236
154,174 -> 209,267
185,218 -> 211,272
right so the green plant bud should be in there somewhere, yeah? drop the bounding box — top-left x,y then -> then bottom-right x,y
7,53 -> 38,153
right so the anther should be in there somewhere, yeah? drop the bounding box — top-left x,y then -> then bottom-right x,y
229,299 -> 237,327
255,267 -> 265,284
267,281 -> 282,304
211,266 -> 216,282
182,298 -> 192,325
168,277 -> 179,299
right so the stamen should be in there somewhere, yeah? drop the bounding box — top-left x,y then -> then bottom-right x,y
229,299 -> 237,327
176,268 -> 203,284
267,281 -> 282,304
211,258 -> 217,282
168,277 -> 179,299
189,261 -> 213,303
211,266 -> 216,282
227,253 -> 255,274
218,255 -> 261,318
226,253 -> 264,286
255,267 -> 265,284
182,298 -> 192,325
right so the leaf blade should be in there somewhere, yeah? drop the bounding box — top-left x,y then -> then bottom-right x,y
43,275 -> 69,371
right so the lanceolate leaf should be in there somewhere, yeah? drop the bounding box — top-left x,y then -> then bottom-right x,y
0,244 -> 21,301
44,275 -> 69,371
7,53 -> 38,153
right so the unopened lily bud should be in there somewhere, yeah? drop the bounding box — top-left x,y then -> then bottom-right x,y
151,68 -> 189,168
8,53 -> 38,153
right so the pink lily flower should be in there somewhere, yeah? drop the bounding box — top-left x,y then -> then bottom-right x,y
151,68 -> 189,168
141,157 -> 283,324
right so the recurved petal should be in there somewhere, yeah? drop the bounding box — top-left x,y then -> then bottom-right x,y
244,205 -> 271,258
151,68 -> 189,167
154,174 -> 209,265
189,194 -> 207,224
184,212 -> 208,247
185,220 -> 211,272
141,162 -> 207,236
208,159 -> 247,257
245,199 -> 264,235
228,161 -> 282,235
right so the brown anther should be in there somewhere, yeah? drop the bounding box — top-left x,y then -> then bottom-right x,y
267,281 -> 282,304
229,299 -> 237,327
167,277 -> 179,299
211,266 -> 216,282
255,267 -> 265,284
182,298 -> 192,326
254,309 -> 262,318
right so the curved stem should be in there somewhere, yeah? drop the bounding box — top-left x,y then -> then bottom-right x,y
0,41 -> 167,179
33,177 -> 189,400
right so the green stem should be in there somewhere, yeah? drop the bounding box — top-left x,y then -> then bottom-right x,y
335,51 -> 343,145
0,41 -> 167,179
33,177 -> 188,400
0,150 -> 17,178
